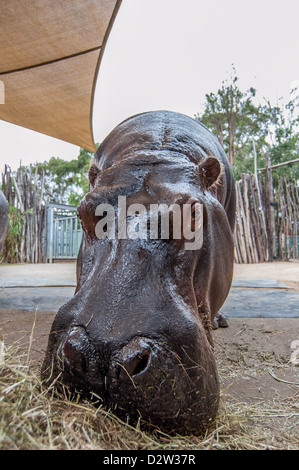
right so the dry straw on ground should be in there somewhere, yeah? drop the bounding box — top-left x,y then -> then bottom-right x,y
1,343 -> 298,451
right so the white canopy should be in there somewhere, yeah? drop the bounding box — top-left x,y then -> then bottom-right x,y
0,0 -> 122,151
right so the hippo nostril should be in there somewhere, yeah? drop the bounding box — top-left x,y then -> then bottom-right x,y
61,328 -> 90,375
108,338 -> 155,384
62,338 -> 74,364
131,350 -> 151,377
118,347 -> 152,381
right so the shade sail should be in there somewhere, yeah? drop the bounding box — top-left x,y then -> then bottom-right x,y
0,0 -> 122,151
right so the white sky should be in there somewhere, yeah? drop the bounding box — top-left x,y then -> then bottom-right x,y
0,0 -> 298,171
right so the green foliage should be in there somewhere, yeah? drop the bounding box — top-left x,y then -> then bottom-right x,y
1,206 -> 23,263
267,91 -> 299,185
195,73 -> 267,167
34,147 -> 95,206
195,69 -> 299,182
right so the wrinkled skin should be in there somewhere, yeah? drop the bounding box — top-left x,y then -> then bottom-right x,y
42,111 -> 236,435
0,190 -> 9,254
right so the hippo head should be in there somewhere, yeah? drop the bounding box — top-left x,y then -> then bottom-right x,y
42,111 -> 235,435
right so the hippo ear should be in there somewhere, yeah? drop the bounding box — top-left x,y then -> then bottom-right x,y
88,163 -> 101,188
198,156 -> 222,189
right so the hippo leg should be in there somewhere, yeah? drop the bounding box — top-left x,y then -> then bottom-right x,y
212,311 -> 229,329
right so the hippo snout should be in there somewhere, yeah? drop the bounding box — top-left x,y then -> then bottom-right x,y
59,329 -> 153,390
43,323 -> 220,434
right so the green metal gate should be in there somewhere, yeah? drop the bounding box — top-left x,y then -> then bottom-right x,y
46,203 -> 83,262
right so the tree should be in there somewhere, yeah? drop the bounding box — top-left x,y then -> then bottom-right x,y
266,89 -> 299,184
194,71 -> 294,179
196,74 -> 267,166
34,147 -> 95,206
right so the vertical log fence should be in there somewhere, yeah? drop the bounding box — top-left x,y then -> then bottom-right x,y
234,172 -> 298,263
1,164 -> 45,263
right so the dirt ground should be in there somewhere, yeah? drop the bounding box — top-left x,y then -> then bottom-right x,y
217,261 -> 299,403
0,260 -> 298,443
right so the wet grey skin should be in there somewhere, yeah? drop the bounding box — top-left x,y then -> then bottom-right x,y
42,110 -> 236,435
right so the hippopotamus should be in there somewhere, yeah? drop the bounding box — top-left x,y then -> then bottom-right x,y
42,110 -> 236,435
0,190 -> 9,254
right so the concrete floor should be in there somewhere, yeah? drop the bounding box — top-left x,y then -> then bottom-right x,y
0,261 -> 298,317
0,262 -> 76,287
0,262 -> 76,311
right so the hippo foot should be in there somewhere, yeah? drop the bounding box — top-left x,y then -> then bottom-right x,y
212,312 -> 229,330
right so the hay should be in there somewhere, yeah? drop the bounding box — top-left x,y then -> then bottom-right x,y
0,345 -> 298,450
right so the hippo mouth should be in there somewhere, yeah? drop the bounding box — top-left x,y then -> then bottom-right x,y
42,326 -> 220,435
